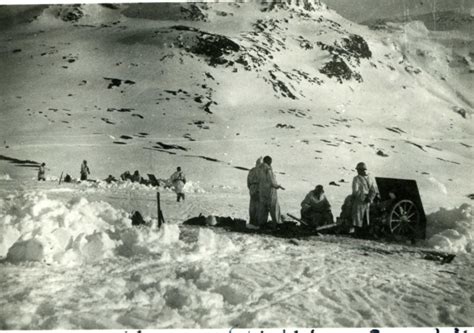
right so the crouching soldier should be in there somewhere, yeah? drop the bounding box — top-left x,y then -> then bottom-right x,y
300,185 -> 333,227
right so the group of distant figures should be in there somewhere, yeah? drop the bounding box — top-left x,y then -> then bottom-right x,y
106,167 -> 187,202
37,156 -> 377,230
247,157 -> 378,234
37,161 -> 187,202
38,160 -> 91,183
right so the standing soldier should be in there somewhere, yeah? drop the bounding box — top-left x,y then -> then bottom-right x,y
246,157 -> 262,229
170,166 -> 186,202
80,160 -> 90,181
352,162 -> 378,234
37,162 -> 46,181
258,156 -> 285,228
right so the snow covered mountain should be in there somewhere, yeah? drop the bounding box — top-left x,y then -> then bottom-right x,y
0,2 -> 473,329
1,2 -> 472,211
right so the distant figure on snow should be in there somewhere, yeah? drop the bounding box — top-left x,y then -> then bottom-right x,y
120,171 -> 131,181
257,155 -> 285,228
80,160 -> 90,181
37,162 -> 46,181
300,185 -> 333,227
170,166 -> 186,202
132,170 -> 141,183
105,175 -> 117,183
352,162 -> 378,233
247,157 -> 263,228
63,174 -> 72,183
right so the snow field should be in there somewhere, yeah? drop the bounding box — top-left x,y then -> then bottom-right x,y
0,190 -> 473,328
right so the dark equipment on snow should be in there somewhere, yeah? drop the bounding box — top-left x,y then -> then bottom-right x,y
147,174 -> 160,187
105,175 -> 117,183
131,210 -> 146,226
338,177 -> 427,241
157,192 -> 165,228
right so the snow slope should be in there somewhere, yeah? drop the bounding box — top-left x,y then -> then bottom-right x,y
0,2 -> 472,213
0,1 -> 473,329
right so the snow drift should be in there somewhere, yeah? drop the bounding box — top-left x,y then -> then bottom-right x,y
1,192 -> 472,267
0,193 -> 184,264
426,203 -> 473,253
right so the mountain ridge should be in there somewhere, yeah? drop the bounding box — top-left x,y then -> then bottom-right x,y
0,2 -> 472,212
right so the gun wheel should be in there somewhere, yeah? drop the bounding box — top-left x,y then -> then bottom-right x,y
389,200 -> 419,236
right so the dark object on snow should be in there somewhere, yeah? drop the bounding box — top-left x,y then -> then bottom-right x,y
105,175 -> 117,183
375,177 -> 427,239
422,251 -> 456,264
131,170 -> 141,183
183,215 -> 329,239
80,160 -> 90,181
120,171 -> 131,181
131,211 -> 146,226
147,174 -> 160,187
157,192 -> 165,229
100,3 -> 120,9
338,177 -> 427,241
63,174 -> 72,183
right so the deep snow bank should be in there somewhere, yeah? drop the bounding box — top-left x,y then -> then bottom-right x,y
0,193 -> 179,264
426,203 -> 473,253
1,192 -> 472,267
0,192 -> 238,265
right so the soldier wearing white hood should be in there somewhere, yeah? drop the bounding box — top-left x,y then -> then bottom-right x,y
170,166 -> 186,202
257,155 -> 285,228
247,157 -> 263,228
352,162 -> 378,230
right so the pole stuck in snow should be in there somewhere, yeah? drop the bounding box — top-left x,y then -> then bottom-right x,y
157,192 -> 165,229
59,171 -> 64,185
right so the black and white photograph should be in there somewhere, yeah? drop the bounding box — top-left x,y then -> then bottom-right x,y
0,0 -> 473,329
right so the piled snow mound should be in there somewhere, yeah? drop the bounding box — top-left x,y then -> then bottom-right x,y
0,173 -> 11,180
117,224 -> 180,258
81,179 -> 205,194
426,203 -> 473,253
0,193 -> 181,264
195,228 -> 237,255
183,181 -> 206,194
91,179 -> 157,192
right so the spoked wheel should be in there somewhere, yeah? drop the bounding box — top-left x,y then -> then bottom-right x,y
389,200 -> 420,236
